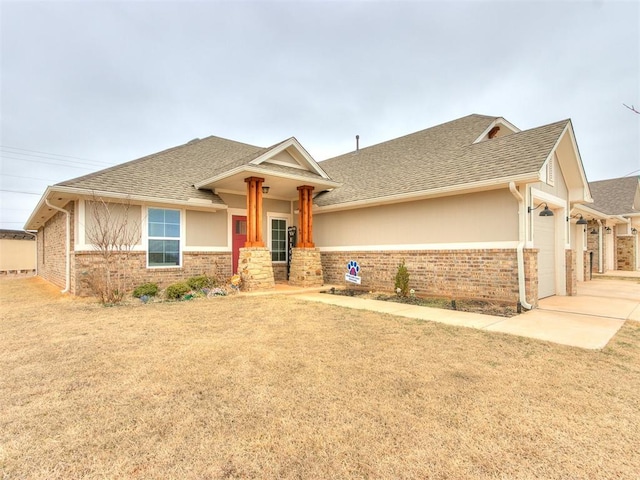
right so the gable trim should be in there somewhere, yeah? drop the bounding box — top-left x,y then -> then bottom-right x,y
250,137 -> 332,180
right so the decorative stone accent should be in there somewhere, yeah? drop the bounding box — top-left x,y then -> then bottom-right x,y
617,236 -> 637,271
238,247 -> 275,291
289,248 -> 323,287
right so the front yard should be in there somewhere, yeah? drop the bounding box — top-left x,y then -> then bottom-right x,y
1,277 -> 639,479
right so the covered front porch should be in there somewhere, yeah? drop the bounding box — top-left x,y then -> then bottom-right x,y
193,137 -> 340,291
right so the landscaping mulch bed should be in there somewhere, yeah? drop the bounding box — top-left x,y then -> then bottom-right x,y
323,288 -> 519,317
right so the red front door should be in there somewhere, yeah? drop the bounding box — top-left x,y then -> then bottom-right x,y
232,215 -> 247,274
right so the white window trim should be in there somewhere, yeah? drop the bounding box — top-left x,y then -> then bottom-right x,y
267,212 -> 291,263
146,207 -> 183,269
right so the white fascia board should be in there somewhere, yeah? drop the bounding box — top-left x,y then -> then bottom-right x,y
195,165 -> 341,190
572,204 -> 610,220
249,137 -> 332,180
24,186 -> 55,229
195,165 -> 248,189
52,186 -> 226,209
314,173 -> 538,214
565,121 -> 593,202
540,123 -> 568,178
472,117 -> 521,143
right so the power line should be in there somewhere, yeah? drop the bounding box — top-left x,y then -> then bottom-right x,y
0,173 -> 61,182
1,154 -> 99,170
0,149 -> 111,169
0,189 -> 41,195
1,145 -> 113,165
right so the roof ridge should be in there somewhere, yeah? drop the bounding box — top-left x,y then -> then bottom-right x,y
322,114 -> 498,163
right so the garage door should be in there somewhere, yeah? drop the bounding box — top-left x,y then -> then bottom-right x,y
535,214 -> 556,298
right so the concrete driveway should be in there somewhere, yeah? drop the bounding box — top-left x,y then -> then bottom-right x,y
485,278 -> 640,349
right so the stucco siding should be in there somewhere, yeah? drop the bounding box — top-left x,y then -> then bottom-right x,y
313,189 -> 518,247
185,210 -> 227,247
83,201 -> 142,247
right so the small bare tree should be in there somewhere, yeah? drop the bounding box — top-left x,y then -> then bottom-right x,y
84,196 -> 141,303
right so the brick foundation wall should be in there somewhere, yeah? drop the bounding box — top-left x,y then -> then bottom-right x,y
320,249 -> 533,304
617,236 -> 637,271
74,250 -> 232,296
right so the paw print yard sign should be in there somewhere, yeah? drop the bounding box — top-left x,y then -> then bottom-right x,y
345,260 -> 361,284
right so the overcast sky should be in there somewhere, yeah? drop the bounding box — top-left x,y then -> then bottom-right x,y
1,0 -> 638,230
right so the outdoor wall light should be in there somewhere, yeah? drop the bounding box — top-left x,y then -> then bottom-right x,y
632,228 -> 638,235
605,226 -> 612,233
262,186 -> 270,194
590,228 -> 598,235
567,214 -> 588,225
528,202 -> 554,216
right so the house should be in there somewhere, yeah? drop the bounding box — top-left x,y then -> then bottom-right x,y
574,176 -> 639,273
25,114 -> 595,308
0,229 -> 36,275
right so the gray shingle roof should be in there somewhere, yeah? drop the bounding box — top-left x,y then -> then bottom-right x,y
54,113 -> 574,210
58,136 -> 265,205
315,114 -> 569,207
588,176 -> 640,215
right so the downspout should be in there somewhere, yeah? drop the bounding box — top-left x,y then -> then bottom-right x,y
596,219 -> 604,273
45,200 -> 71,293
509,182 -> 533,310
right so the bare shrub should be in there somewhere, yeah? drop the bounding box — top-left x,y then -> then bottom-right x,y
84,196 -> 141,304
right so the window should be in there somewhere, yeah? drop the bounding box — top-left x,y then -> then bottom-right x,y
148,208 -> 180,267
270,218 -> 287,262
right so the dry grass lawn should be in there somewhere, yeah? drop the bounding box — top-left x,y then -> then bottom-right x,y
1,277 -> 639,479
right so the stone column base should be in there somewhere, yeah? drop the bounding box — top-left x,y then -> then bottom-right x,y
238,247 -> 275,291
289,248 -> 324,287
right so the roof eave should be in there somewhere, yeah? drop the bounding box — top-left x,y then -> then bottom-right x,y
24,186 -> 227,230
314,173 -> 538,214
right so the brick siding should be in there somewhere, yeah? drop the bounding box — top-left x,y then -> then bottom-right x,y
73,250 -> 232,296
321,249 -> 538,305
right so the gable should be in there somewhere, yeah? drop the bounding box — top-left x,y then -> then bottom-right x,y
248,137 -> 332,180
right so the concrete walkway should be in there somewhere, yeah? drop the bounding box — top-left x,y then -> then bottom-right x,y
292,278 -> 640,350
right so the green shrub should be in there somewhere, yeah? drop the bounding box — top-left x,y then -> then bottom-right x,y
165,282 -> 191,300
186,275 -> 217,290
132,282 -> 159,298
394,259 -> 410,297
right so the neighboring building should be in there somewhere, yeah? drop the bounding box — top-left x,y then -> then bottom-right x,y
575,176 -> 640,273
0,229 -> 36,274
25,114 -> 595,308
